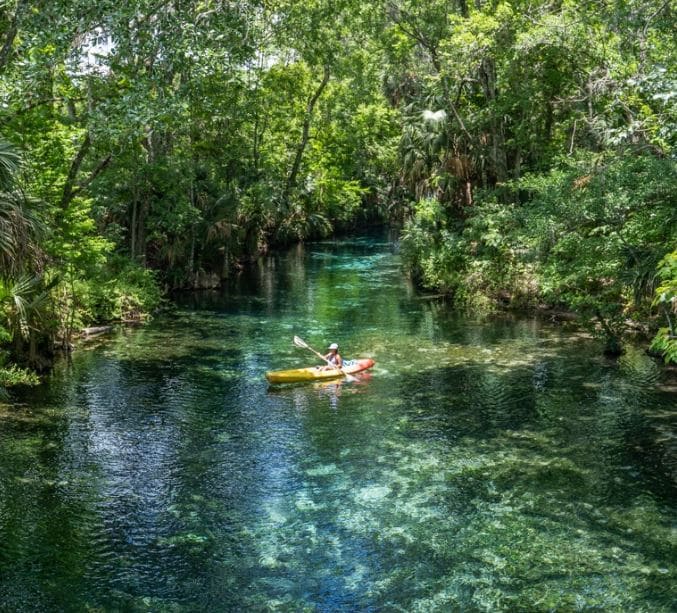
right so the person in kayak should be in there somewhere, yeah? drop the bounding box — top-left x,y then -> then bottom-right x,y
322,342 -> 343,370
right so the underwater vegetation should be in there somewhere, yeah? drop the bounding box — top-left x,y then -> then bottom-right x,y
0,239 -> 674,611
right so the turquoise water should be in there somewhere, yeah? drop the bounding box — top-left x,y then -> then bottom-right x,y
1,236 -> 675,611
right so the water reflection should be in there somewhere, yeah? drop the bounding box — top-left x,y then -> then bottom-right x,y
1,235 -> 675,611
267,371 -> 375,413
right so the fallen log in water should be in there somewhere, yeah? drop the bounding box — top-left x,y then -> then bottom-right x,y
82,325 -> 113,336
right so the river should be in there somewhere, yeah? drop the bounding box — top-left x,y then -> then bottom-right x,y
1,235 -> 675,611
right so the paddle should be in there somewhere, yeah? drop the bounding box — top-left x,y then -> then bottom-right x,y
293,336 -> 357,382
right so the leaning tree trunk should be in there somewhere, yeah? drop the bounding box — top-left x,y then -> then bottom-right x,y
283,65 -> 331,205
59,132 -> 112,211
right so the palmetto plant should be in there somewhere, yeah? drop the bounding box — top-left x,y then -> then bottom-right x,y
399,108 -> 469,205
0,275 -> 53,342
0,138 -> 51,361
0,140 -> 20,188
0,191 -> 45,278
0,139 -> 46,279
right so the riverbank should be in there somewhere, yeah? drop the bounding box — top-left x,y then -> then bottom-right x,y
400,171 -> 676,363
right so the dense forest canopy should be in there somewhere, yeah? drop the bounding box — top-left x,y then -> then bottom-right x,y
0,0 -> 675,383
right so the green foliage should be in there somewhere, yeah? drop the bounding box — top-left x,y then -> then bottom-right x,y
391,0 -> 675,356
0,0 -> 674,364
650,329 -> 677,365
0,138 -> 46,278
0,363 -> 40,389
650,250 -> 677,363
0,140 -> 21,189
0,275 -> 52,341
402,153 -> 676,352
401,196 -> 538,312
85,261 -> 163,323
0,0 -> 395,303
401,198 -> 462,292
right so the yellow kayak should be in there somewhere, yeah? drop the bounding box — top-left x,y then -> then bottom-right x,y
265,358 -> 375,384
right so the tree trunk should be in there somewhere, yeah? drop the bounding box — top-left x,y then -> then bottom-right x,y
251,51 -> 266,177
480,57 -> 507,183
137,201 -> 147,266
60,132 -> 112,210
60,133 -> 92,209
139,130 -> 161,266
189,175 -> 195,274
458,0 -> 469,18
130,193 -> 138,260
513,149 -> 521,180
0,0 -> 26,74
283,65 -> 331,204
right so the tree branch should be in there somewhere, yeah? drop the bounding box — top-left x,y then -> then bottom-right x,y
0,0 -> 27,74
643,0 -> 671,36
8,96 -> 85,118
70,154 -> 112,201
60,133 -> 91,209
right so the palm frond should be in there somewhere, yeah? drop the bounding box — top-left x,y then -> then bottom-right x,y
0,190 -> 47,278
0,139 -> 21,191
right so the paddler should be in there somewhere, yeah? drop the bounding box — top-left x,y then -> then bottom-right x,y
322,342 -> 343,370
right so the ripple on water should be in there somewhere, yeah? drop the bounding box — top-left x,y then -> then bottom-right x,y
1,238 -> 676,611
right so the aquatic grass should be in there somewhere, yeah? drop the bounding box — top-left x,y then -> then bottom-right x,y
2,237 -> 675,611
224,415 -> 676,611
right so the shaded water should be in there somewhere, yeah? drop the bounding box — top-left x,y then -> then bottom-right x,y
1,235 -> 676,611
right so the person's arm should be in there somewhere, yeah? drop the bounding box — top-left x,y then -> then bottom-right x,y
336,353 -> 343,368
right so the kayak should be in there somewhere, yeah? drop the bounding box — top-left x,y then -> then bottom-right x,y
266,358 -> 375,384
265,358 -> 375,384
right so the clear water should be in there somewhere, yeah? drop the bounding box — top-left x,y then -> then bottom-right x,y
1,235 -> 676,611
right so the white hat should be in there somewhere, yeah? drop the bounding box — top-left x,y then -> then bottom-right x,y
328,343 -> 339,350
